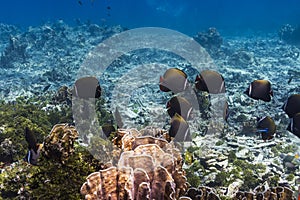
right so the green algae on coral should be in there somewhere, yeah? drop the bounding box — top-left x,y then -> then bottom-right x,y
0,87 -> 122,199
271,142 -> 298,155
215,171 -> 229,186
215,139 -> 225,146
185,160 -> 204,187
241,169 -> 260,191
0,145 -> 101,199
286,173 -> 295,182
228,150 -> 237,163
0,96 -> 71,163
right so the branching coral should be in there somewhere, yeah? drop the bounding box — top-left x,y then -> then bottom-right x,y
80,127 -> 188,200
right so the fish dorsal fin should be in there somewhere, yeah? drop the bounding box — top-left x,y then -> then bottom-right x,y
114,107 -> 124,128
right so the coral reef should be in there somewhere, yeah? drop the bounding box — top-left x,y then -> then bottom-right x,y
0,96 -> 70,163
0,20 -> 125,100
0,125 -> 102,199
234,185 -> 295,200
181,186 -> 220,200
1,20 -> 300,200
42,123 -> 78,163
227,50 -> 256,67
193,27 -> 223,55
0,35 -> 27,68
279,24 -> 300,46
0,23 -> 20,43
51,85 -> 72,106
81,127 -> 188,200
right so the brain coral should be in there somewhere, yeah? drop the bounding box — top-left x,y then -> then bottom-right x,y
42,123 -> 78,163
80,127 -> 188,200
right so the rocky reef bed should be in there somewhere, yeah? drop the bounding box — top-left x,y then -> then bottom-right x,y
0,21 -> 300,199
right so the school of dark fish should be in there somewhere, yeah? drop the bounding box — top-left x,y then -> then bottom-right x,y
24,68 -> 300,164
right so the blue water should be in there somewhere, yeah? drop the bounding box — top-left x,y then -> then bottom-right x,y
0,0 -> 299,35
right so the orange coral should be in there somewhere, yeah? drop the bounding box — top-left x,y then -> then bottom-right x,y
81,127 -> 188,200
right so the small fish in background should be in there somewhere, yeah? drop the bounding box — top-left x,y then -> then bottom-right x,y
282,94 -> 300,118
78,0 -> 95,6
287,76 -> 293,84
166,96 -> 192,120
72,76 -> 101,99
24,127 -> 42,165
256,116 -> 276,140
287,112 -> 300,138
195,70 -> 226,94
295,152 -> 300,162
42,84 -> 51,92
244,80 -> 273,102
106,3 -> 111,17
114,107 -> 124,129
223,100 -> 230,122
159,68 -> 188,94
169,113 -> 191,141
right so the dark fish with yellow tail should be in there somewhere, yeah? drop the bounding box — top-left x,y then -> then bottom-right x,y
24,127 -> 42,165
72,76 -> 101,99
244,80 -> 273,102
195,70 -> 225,94
159,68 -> 188,93
169,113 -> 191,141
166,96 -> 192,120
282,94 -> 300,118
287,112 -> 300,138
185,151 -> 194,165
256,116 -> 276,140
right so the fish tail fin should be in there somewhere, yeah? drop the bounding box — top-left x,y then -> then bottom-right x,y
24,150 -> 31,164
114,107 -> 124,129
273,95 -> 280,105
159,76 -> 164,83
270,90 -> 274,97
